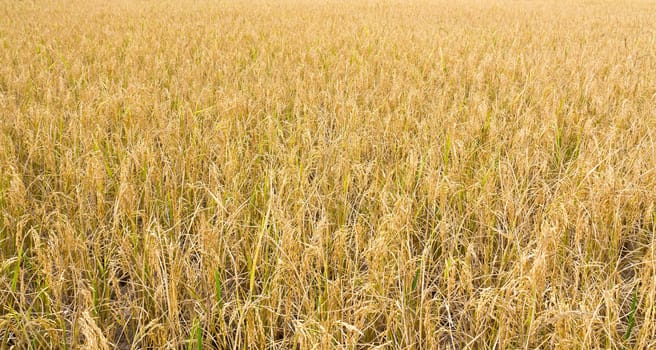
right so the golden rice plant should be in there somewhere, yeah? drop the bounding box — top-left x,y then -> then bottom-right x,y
1,0 -> 656,348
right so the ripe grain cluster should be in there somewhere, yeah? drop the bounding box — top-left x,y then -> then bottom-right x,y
1,0 -> 656,348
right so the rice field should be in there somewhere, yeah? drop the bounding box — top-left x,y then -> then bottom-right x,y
1,0 -> 656,348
